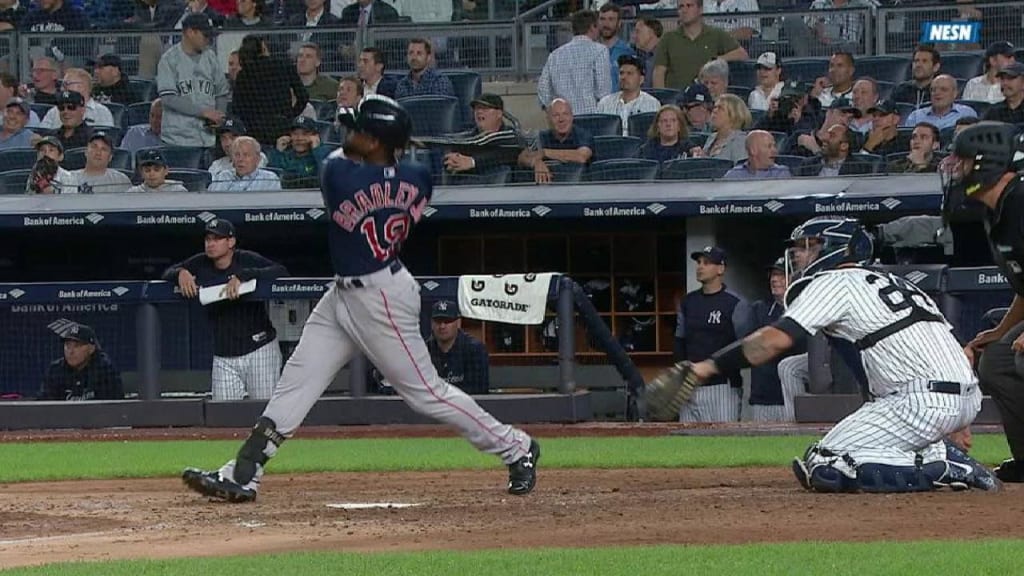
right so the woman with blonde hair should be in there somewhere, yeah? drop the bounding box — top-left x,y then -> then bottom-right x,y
639,105 -> 693,164
691,94 -> 751,163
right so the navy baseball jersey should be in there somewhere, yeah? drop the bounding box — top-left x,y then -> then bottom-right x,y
749,298 -> 785,405
321,153 -> 433,277
427,331 -> 490,395
675,286 -> 755,386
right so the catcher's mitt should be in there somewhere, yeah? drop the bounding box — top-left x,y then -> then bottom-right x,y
644,361 -> 701,421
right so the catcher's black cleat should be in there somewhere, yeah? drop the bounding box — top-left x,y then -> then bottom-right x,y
792,457 -> 812,491
508,440 -> 540,495
182,467 -> 257,503
994,458 -> 1024,482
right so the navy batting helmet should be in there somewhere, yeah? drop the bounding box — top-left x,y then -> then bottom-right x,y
337,94 -> 412,150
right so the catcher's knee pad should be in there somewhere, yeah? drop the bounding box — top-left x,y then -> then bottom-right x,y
235,417 -> 284,485
857,462 -> 939,493
941,440 -> 1002,491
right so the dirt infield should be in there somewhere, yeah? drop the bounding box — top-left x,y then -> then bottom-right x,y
1,424 -> 1022,569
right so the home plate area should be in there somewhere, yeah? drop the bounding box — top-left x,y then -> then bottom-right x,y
2,468 -> 1023,569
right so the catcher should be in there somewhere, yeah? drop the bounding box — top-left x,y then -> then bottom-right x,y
647,216 -> 1000,493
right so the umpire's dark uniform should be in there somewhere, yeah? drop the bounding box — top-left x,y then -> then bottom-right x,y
976,173 -> 1024,479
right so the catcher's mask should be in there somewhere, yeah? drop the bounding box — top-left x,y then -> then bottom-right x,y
783,217 -> 873,307
940,121 -> 1024,228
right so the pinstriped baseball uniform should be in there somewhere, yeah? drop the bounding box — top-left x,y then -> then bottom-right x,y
156,43 -> 229,147
786,267 -> 980,469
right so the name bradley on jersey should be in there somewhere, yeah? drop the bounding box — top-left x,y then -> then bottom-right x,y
332,180 -> 424,232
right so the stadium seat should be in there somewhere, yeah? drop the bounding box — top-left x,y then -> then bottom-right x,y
168,169 -> 212,192
591,135 -> 643,162
91,125 -> 124,147
958,100 -> 991,117
128,78 -> 155,102
772,154 -> 806,174
0,148 -> 41,172
727,85 -> 752,101
768,131 -> 788,148
876,80 -> 895,101
935,52 -> 984,82
647,88 -> 680,106
939,127 -> 956,148
442,70 -> 482,129
586,158 -> 659,182
573,114 -> 622,138
314,100 -> 338,122
0,169 -> 30,195
727,60 -> 757,90
895,103 -> 916,122
893,127 -> 914,153
628,112 -> 656,139
398,95 -> 460,137
659,157 -> 734,180
312,119 -> 334,143
66,147 -> 131,171
444,165 -> 512,186
136,146 -> 207,170
846,153 -> 884,174
781,58 -> 830,83
856,55 -> 911,84
126,102 -> 151,127
749,109 -> 765,127
104,103 -> 125,131
29,103 -> 52,120
545,161 -> 586,183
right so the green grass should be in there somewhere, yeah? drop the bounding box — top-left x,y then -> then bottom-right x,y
2,540 -> 1022,576
0,435 -> 1011,483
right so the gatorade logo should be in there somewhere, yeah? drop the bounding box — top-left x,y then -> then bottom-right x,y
920,22 -> 981,43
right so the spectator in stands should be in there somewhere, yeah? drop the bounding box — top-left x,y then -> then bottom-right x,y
39,323 -> 123,401
798,123 -> 864,177
296,43 -> 338,102
983,62 -> 1024,124
887,122 -> 941,174
48,90 -> 94,150
698,58 -> 729,100
232,34 -> 309,145
21,0 -> 88,30
702,0 -> 760,42
723,130 -> 790,180
339,0 -> 398,26
847,77 -> 878,134
630,16 -> 662,89
860,99 -> 904,157
902,75 -> 977,130
747,51 -> 782,113
653,0 -> 746,90
423,299 -> 490,395
269,116 -> 331,188
227,50 -> 241,86
0,0 -> 26,29
0,74 -> 41,127
209,118 -> 268,174
597,4 -> 634,92
519,98 -> 593,184
537,10 -> 611,115
639,104 -> 692,163
122,99 -> 164,152
336,75 -> 363,108
210,135 -> 282,191
963,41 -> 1016,104
753,80 -> 821,136
782,0 -> 870,57
162,218 -> 287,400
691,93 -> 750,163
26,57 -> 61,106
72,131 -> 132,193
441,93 -> 526,178
813,51 -> 855,108
175,0 -> 225,27
394,38 -> 455,100
0,98 -> 34,150
891,45 -> 941,108
127,0 -> 183,28
157,14 -> 229,148
40,69 -> 114,129
288,0 -> 338,26
90,54 -> 137,106
357,47 -> 397,98
597,54 -> 660,137
27,136 -> 76,194
679,82 -> 713,133
791,98 -> 859,157
224,0 -> 269,27
127,149 -> 190,193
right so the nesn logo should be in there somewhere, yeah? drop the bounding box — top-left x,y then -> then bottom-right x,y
920,22 -> 980,43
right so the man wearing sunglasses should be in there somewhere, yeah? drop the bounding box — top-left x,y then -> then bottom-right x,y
50,90 -> 93,150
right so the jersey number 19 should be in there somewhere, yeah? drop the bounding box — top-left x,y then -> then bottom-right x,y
361,213 -> 410,261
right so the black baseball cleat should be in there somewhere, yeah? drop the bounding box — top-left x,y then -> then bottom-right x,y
182,467 -> 257,503
507,440 -> 540,495
994,458 -> 1024,482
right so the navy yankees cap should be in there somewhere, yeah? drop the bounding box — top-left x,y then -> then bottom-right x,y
691,246 -> 726,265
867,99 -> 898,116
138,148 -> 166,167
828,97 -> 862,118
62,323 -> 98,346
985,41 -> 1015,59
291,115 -> 318,133
431,299 -> 460,320
216,117 -> 247,135
87,53 -> 122,70
89,131 -> 113,148
996,62 -> 1024,78
57,90 -> 85,106
182,13 -> 215,37
767,257 -> 785,272
204,218 -> 235,238
471,93 -> 504,110
680,83 -> 711,107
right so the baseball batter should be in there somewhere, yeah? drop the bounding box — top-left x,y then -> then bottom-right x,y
183,95 -> 539,502
684,216 -> 1000,493
156,14 -> 229,148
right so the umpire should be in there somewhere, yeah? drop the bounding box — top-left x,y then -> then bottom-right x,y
162,219 -> 289,401
948,121 -> 1024,481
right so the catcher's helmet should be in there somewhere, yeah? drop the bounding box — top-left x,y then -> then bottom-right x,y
337,94 -> 412,150
941,121 -> 1024,226
784,217 -> 873,286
